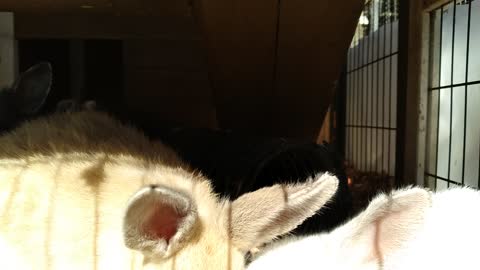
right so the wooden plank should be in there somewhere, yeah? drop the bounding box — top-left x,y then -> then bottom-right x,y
15,14 -> 198,39
0,0 -> 113,13
0,12 -> 16,87
272,0 -> 364,140
0,0 -> 192,17
416,13 -> 431,187
317,106 -> 332,144
423,0 -> 452,12
193,0 -> 279,134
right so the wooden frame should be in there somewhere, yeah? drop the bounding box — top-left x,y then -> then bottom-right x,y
423,0 -> 455,12
416,12 -> 431,187
193,0 -> 364,140
14,14 -> 199,40
0,12 -> 16,86
397,0 -> 434,186
419,0 -> 479,189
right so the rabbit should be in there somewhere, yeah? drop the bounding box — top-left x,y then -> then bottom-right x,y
247,185 -> 480,270
55,99 -> 98,113
55,99 -> 96,113
0,109 -> 340,270
0,62 -> 52,133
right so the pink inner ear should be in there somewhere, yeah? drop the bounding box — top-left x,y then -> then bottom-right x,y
143,204 -> 183,243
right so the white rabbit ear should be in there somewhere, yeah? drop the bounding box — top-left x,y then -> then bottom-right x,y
123,184 -> 198,257
229,172 -> 339,252
335,187 -> 432,265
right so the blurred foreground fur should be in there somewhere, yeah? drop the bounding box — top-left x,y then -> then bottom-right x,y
0,110 -> 340,270
248,185 -> 480,270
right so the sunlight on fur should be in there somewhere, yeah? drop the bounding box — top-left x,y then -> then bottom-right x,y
248,186 -> 480,270
0,110 -> 339,270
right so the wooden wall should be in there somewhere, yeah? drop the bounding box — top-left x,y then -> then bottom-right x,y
195,0 -> 364,140
7,0 -> 364,140
0,12 -> 15,87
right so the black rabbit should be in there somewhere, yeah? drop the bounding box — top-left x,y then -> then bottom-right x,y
0,62 -> 52,133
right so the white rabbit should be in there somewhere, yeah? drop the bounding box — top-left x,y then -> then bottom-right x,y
0,110 -> 339,270
248,186 -> 480,270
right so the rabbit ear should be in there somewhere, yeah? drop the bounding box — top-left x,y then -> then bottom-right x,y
333,187 -> 432,265
82,100 -> 97,111
229,172 -> 339,252
123,184 -> 198,258
56,99 -> 77,113
12,62 -> 52,115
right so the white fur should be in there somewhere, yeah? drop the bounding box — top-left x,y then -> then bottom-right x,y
0,110 -> 340,270
248,186 -> 480,270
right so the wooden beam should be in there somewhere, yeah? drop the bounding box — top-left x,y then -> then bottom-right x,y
0,12 -> 16,86
193,0 -> 279,135
0,0 -> 113,13
14,14 -> 199,40
195,0 -> 364,140
423,0 -> 452,12
271,0 -> 364,140
0,0 -> 192,17
416,13 -> 431,187
397,0 -> 425,186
